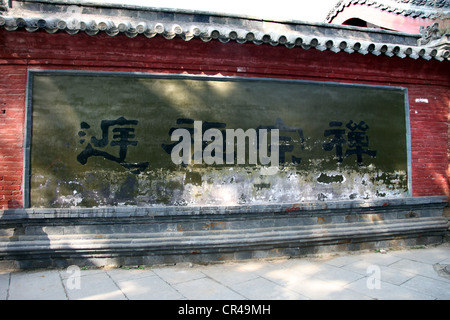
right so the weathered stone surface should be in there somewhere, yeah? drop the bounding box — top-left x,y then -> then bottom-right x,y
0,196 -> 447,270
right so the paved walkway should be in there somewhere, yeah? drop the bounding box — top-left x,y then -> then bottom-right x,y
1,243 -> 449,300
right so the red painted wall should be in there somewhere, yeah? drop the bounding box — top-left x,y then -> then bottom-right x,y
0,30 -> 448,209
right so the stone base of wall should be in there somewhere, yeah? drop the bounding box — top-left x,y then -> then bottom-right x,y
0,196 -> 448,270
444,204 -> 450,240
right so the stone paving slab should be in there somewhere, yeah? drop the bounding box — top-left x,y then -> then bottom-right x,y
112,273 -> 185,300
7,270 -> 66,300
400,275 -> 450,300
344,277 -> 435,300
64,271 -> 126,300
172,277 -> 246,300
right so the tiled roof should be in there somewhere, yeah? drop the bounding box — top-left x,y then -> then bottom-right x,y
0,0 -> 449,61
326,0 -> 450,22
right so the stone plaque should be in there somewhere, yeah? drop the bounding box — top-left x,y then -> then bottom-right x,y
26,71 -> 410,207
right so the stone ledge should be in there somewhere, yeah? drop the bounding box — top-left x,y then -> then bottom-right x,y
1,196 -> 447,220
0,196 -> 447,270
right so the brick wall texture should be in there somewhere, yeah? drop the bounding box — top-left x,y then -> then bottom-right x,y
0,30 -> 449,209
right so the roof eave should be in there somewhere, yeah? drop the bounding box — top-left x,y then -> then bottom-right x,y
1,0 -> 448,61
